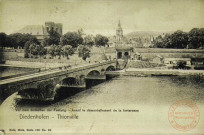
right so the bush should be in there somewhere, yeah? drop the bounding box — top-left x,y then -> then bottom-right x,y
176,60 -> 186,69
77,45 -> 90,61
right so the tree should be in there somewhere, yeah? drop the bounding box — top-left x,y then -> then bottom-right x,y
169,30 -> 188,49
83,35 -> 94,46
0,33 -> 7,48
54,45 -> 63,59
6,34 -> 17,48
8,33 -> 37,49
153,31 -> 188,49
24,36 -> 46,58
95,34 -> 109,46
27,36 -> 40,45
77,28 -> 84,36
24,42 -> 30,58
62,45 -> 74,59
43,29 -> 61,46
5,33 -> 39,49
176,60 -> 186,69
77,45 -> 90,61
38,45 -> 47,58
43,37 -> 49,46
24,37 -> 40,58
153,35 -> 164,48
28,44 -> 47,58
162,34 -> 172,48
188,28 -> 204,49
60,32 -> 83,48
29,44 -> 38,57
8,33 -> 23,48
48,45 -> 56,58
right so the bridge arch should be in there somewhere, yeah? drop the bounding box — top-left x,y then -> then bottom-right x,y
106,66 -> 116,71
60,77 -> 79,86
17,83 -> 55,100
87,70 -> 100,77
0,60 -> 117,104
18,88 -> 38,99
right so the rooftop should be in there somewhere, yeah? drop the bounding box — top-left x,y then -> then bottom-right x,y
17,25 -> 46,35
115,45 -> 133,51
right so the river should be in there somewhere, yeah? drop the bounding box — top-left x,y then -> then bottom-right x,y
0,76 -> 204,134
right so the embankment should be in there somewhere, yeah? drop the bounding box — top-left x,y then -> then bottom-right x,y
109,68 -> 204,77
128,60 -> 164,68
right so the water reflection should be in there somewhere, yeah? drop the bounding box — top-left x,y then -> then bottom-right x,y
164,76 -> 204,103
1,75 -> 204,134
3,75 -> 204,110
15,87 -> 85,108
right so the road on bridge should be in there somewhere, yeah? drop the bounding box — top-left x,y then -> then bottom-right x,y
0,61 -> 115,86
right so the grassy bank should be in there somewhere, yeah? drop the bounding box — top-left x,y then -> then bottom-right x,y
128,60 -> 164,68
1,47 -> 204,67
105,47 -> 204,53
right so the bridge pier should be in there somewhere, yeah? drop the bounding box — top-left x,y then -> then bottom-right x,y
85,75 -> 106,88
54,86 -> 85,101
59,84 -> 86,88
0,60 -> 117,104
59,77 -> 86,89
0,87 -> 9,104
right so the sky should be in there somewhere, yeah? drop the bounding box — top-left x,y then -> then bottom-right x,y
0,0 -> 204,36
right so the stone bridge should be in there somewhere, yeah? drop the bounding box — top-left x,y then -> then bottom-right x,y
0,60 -> 116,104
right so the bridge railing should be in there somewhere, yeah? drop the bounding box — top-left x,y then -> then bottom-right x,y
63,60 -> 116,73
40,60 -> 116,79
0,60 -> 116,86
38,59 -> 116,72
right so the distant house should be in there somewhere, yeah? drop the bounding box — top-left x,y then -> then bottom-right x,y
107,41 -> 115,47
163,58 -> 191,66
191,58 -> 204,70
116,46 -> 134,60
191,58 -> 204,65
152,55 -> 163,64
131,41 -> 143,48
17,21 -> 62,43
134,52 -> 142,60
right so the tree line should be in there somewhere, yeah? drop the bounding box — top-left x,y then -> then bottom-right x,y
152,28 -> 204,49
43,29 -> 109,47
0,29 -> 109,60
0,30 -> 109,49
0,33 -> 39,49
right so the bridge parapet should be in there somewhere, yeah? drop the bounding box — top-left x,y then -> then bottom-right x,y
0,60 -> 116,104
0,60 -> 116,86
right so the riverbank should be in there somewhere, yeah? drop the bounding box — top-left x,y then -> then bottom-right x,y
107,68 -> 204,77
0,64 -> 40,80
1,48 -> 204,62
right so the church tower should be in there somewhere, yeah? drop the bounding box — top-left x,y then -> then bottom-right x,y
116,20 -> 123,45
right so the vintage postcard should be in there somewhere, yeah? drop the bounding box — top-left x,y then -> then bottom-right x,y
0,0 -> 204,134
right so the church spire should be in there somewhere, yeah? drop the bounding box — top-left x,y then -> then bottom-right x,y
118,20 -> 121,27
116,20 -> 123,45
118,20 -> 122,29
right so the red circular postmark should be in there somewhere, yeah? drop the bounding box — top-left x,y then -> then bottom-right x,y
168,99 -> 200,131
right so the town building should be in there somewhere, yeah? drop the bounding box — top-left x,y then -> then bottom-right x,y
116,46 -> 134,60
163,58 -> 191,66
152,55 -> 163,64
113,21 -> 134,69
114,21 -> 136,65
191,58 -> 204,65
17,21 -> 63,43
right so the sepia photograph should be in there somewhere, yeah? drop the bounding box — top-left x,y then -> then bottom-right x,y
0,0 -> 204,134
